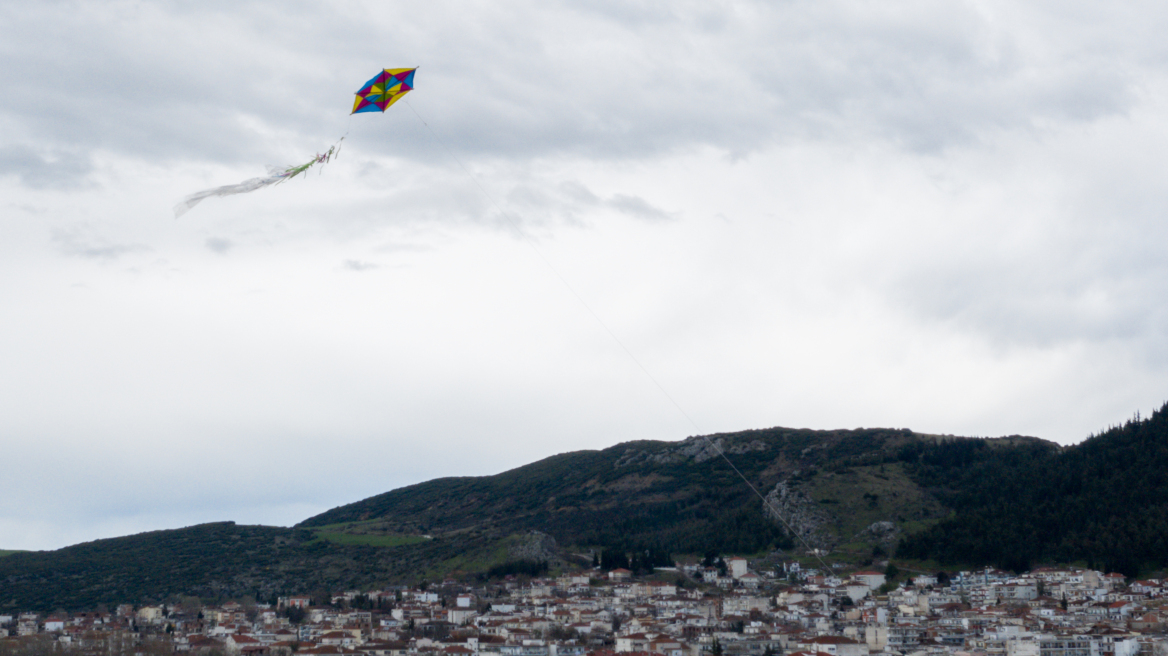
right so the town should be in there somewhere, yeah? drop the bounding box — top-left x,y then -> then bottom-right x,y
4,555 -> 1168,656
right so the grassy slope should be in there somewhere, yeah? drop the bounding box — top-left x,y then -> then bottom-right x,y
800,462 -> 948,558
310,532 -> 430,548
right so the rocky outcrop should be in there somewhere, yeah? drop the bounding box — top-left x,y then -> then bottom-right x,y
858,520 -> 900,545
763,479 -> 835,551
615,435 -> 770,467
508,531 -> 558,562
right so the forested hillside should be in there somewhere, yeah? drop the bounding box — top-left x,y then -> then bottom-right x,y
898,404 -> 1168,575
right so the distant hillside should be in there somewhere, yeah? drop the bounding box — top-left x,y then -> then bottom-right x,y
0,521 -> 559,612
4,405 -> 1168,611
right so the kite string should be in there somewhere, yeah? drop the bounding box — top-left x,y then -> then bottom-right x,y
402,99 -> 831,574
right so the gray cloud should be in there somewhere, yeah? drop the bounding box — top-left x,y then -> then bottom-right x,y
205,237 -> 233,253
0,145 -> 92,188
51,225 -> 146,260
342,259 -> 377,271
0,0 -> 1158,183
501,180 -> 675,226
607,193 -> 675,222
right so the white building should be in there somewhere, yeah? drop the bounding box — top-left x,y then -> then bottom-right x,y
853,572 -> 886,591
728,558 -> 750,580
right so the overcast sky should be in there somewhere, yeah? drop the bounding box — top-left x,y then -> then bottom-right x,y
3,0 -> 1168,551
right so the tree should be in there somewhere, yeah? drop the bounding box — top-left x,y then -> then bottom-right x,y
284,606 -> 306,625
884,563 -> 900,580
601,549 -> 630,571
711,638 -> 724,656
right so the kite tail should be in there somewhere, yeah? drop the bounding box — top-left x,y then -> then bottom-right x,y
173,174 -> 285,218
173,137 -> 346,217
274,138 -> 345,183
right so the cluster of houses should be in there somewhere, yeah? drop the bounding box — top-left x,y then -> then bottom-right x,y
4,559 -> 1168,656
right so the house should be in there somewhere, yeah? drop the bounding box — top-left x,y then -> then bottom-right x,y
647,639 -> 690,656
188,636 -> 227,654
280,597 -> 312,609
616,632 -> 660,652
1130,613 -> 1163,631
853,572 -> 886,591
739,573 -> 762,589
364,642 -> 410,656
449,609 -> 477,625
319,631 -> 358,647
1103,574 -> 1127,591
226,634 -> 263,655
1130,581 -> 1161,596
646,582 -> 678,597
800,635 -> 869,656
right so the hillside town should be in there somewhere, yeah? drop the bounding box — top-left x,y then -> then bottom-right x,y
4,558 -> 1168,656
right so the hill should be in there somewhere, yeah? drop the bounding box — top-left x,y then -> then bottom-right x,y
0,426 -> 952,610
297,427 -> 952,559
2,405 -> 1168,611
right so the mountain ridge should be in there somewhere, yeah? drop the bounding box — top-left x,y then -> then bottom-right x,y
1,409 -> 1164,612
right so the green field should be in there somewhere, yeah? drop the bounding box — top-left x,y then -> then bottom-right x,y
795,462 -> 947,561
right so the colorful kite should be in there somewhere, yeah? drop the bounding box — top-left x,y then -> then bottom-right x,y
352,68 -> 416,114
174,67 -> 416,218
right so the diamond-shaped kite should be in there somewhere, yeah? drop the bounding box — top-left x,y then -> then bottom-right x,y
175,67 -> 419,216
352,68 -> 417,114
